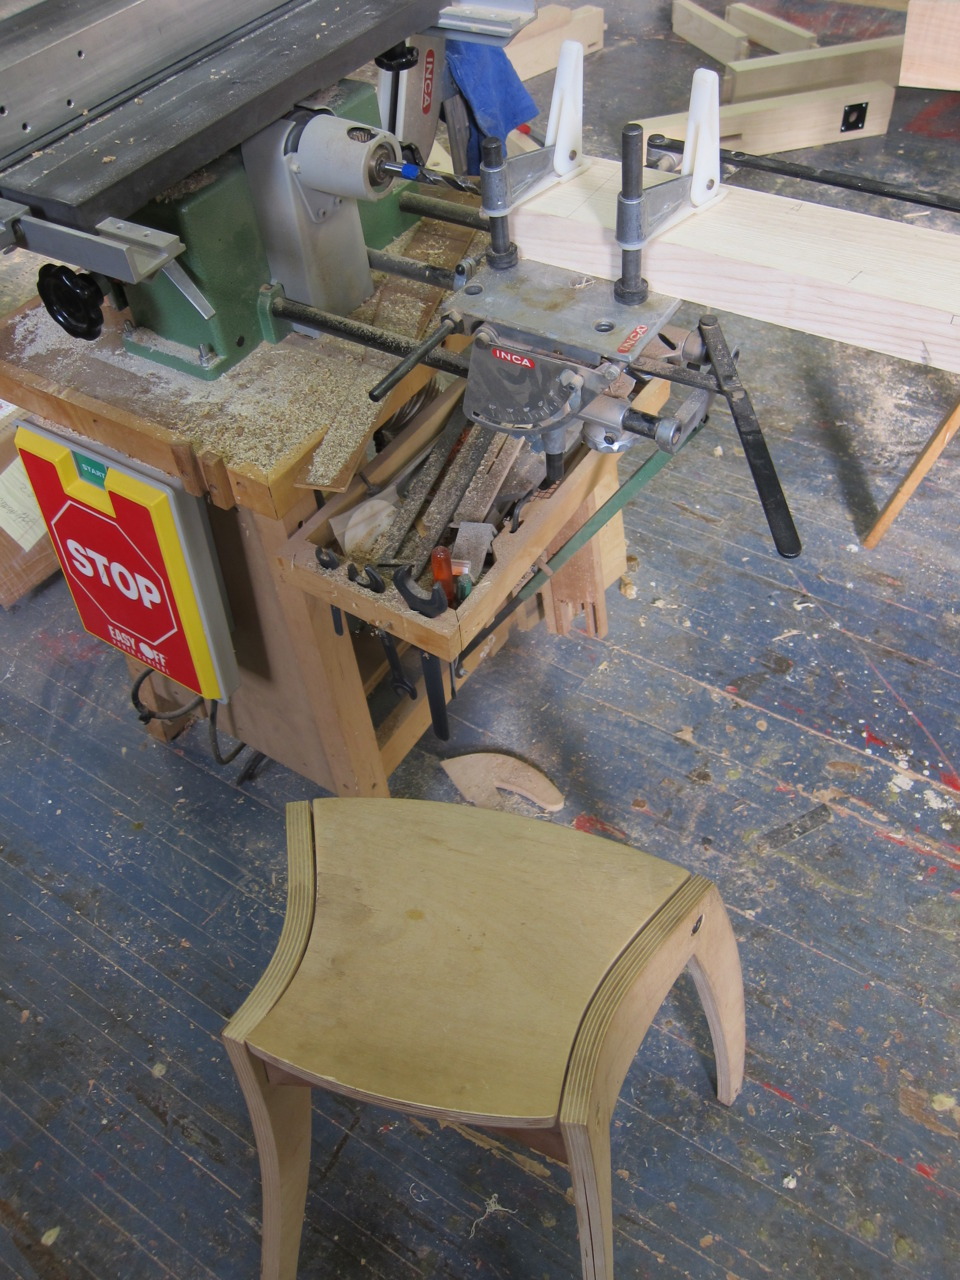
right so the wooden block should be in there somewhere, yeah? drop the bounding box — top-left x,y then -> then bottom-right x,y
724,3 -> 817,53
638,81 -> 895,155
506,4 -> 605,81
900,0 -> 960,90
511,160 -> 960,374
722,35 -> 904,102
0,412 -> 59,608
672,0 -> 751,65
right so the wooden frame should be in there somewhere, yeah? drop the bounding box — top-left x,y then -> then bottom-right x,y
637,80 -> 895,156
722,36 -> 904,102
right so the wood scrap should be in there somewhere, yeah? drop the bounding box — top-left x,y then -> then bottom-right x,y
442,752 -> 565,811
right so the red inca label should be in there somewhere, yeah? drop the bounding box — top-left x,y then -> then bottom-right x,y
422,49 -> 435,114
492,347 -> 535,368
617,324 -> 649,354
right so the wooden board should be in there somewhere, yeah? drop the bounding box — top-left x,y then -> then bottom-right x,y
722,35 -> 904,102
0,411 -> 59,608
511,160 -> 960,374
638,80 -> 895,155
505,4 -> 605,81
672,0 -> 750,65
900,0 -> 960,90
724,3 -> 817,53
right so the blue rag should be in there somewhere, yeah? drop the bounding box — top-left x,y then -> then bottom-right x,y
444,40 -> 538,174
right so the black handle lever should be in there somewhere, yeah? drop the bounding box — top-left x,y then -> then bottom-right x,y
698,316 -> 801,559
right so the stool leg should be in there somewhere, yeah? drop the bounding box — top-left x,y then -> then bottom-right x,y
564,1105 -> 615,1280
229,1047 -> 312,1280
687,885 -> 745,1106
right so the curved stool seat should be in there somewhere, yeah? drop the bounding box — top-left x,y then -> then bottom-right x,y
223,798 -> 745,1279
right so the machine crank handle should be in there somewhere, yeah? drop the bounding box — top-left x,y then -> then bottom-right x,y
369,314 -> 461,403
698,316 -> 801,560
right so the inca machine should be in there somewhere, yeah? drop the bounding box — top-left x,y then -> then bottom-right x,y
0,0 -> 800,775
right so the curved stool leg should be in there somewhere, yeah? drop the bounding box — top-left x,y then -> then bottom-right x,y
228,1047 -> 312,1280
560,877 -> 745,1280
564,1105 -> 616,1280
686,885 -> 745,1106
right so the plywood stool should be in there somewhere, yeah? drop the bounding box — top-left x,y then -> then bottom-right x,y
223,798 -> 745,1279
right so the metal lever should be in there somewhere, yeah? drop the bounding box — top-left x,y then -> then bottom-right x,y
698,316 -> 801,559
368,315 -> 460,402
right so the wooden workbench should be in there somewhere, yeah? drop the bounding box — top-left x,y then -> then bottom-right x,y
0,292 -> 627,796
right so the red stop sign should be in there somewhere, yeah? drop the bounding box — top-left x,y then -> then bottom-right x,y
50,501 -> 176,647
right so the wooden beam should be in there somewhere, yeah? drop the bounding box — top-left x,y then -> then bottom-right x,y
505,4 -> 605,81
722,35 -> 904,101
900,0 -> 960,91
638,80 -> 894,156
511,160 -> 960,374
672,0 -> 750,65
862,398 -> 960,547
724,3 -> 817,53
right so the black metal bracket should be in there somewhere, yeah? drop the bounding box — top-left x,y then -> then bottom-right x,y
392,566 -> 448,617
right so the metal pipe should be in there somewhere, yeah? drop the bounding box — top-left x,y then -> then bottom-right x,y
615,122 -> 648,305
397,192 -> 489,231
480,136 -> 518,269
367,248 -> 457,291
647,135 -> 960,216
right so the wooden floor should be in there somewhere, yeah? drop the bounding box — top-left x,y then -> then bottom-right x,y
2,3 -> 959,1278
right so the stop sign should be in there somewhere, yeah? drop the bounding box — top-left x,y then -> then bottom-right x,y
13,424 -> 234,697
50,500 -> 177,648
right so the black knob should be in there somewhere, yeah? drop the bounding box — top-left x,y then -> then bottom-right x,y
37,264 -> 104,340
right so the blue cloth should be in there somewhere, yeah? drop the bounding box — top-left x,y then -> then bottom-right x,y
444,40 -> 537,174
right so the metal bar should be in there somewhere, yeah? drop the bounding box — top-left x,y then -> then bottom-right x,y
647,135 -> 960,216
398,192 -> 489,231
368,315 -> 460,402
367,248 -> 457,291
698,315 -> 801,560
269,296 -> 470,379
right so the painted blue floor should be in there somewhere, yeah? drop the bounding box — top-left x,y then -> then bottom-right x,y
2,3 -> 959,1278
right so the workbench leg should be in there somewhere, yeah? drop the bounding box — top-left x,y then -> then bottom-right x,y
253,510 -> 390,798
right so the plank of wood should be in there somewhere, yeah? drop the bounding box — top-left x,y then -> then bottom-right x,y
505,4 -> 605,81
862,397 -> 960,547
511,160 -> 960,374
672,0 -> 751,65
722,35 -> 904,101
638,80 -> 895,155
900,0 -> 960,90
724,3 -> 818,52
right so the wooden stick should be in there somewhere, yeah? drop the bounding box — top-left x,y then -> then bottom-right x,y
672,0 -> 750,65
862,398 -> 960,548
722,35 -> 904,102
724,3 -> 817,53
